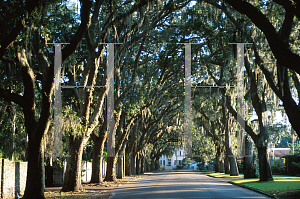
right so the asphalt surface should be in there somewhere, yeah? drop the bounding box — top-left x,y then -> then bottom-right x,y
109,170 -> 270,199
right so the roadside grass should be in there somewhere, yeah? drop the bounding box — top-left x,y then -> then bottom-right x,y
203,172 -> 300,198
231,175 -> 300,198
201,171 -> 244,178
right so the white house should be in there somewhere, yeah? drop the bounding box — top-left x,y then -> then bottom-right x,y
159,148 -> 185,170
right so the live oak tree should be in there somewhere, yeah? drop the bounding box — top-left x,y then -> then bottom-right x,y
203,0 -> 300,138
0,0 -> 92,197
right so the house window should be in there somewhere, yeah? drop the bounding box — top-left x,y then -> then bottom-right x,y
179,160 -> 182,165
160,160 -> 162,165
180,151 -> 181,156
163,160 -> 165,166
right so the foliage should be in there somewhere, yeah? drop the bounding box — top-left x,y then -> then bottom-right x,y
288,141 -> 300,155
182,157 -> 191,166
271,160 -> 285,175
237,162 -> 244,174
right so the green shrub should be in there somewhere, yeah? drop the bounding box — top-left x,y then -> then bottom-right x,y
271,160 -> 285,174
176,164 -> 184,169
237,162 -> 244,174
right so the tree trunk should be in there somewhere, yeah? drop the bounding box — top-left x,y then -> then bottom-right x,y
228,155 -> 239,176
125,152 -> 131,176
257,146 -> 273,181
117,154 -> 123,179
155,159 -> 159,170
215,146 -> 220,172
123,149 -> 126,178
225,115 -> 239,176
224,155 -> 230,174
90,132 -> 106,183
140,153 -> 144,174
61,136 -> 85,192
151,158 -> 155,171
145,158 -> 150,172
136,153 -> 140,175
23,139 -> 45,199
131,152 -> 136,175
219,160 -> 224,173
244,135 -> 256,178
104,156 -> 116,181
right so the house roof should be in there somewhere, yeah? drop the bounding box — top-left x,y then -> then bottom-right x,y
269,148 -> 291,157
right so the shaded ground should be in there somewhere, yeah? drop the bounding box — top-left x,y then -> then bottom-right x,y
44,190 -> 112,199
41,174 -> 153,198
276,190 -> 300,199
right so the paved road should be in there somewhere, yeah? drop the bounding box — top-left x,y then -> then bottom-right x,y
110,170 -> 269,199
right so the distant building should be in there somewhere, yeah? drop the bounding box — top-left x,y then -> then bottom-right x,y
268,148 -> 290,167
159,148 -> 185,170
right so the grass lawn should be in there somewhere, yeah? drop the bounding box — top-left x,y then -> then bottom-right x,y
231,175 -> 300,198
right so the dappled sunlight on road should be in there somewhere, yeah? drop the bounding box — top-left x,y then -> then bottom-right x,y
110,170 -> 269,199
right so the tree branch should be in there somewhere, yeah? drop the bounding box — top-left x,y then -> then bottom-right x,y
225,0 -> 300,74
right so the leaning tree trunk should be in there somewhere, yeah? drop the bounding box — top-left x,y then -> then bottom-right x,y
90,131 -> 106,183
61,136 -> 85,192
244,135 -> 256,178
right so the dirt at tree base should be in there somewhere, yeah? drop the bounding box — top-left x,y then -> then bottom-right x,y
44,190 -> 112,198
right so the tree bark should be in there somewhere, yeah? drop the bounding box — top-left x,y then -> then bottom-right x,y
155,159 -> 160,170
140,153 -> 144,174
131,152 -> 136,175
151,158 -> 155,171
257,146 -> 273,181
104,156 -> 116,181
219,159 -> 224,173
145,158 -> 150,172
61,136 -> 85,192
225,126 -> 239,176
136,153 -> 140,175
244,135 -> 256,178
117,154 -> 123,179
125,152 -> 131,176
90,131 -> 106,183
224,155 -> 230,174
215,147 -> 220,172
23,138 -> 45,199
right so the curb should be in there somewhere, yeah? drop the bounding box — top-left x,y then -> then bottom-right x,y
228,181 -> 279,199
